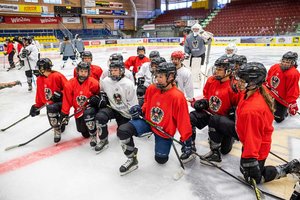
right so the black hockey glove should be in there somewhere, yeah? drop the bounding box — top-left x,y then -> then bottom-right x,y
193,99 -> 209,112
99,91 -> 109,108
21,49 -> 30,58
29,105 -> 40,117
181,137 -> 193,156
129,105 -> 142,120
137,85 -> 147,97
89,95 -> 100,108
52,91 -> 63,103
60,112 -> 69,125
240,158 -> 261,184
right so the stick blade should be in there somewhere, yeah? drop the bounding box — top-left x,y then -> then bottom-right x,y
173,168 -> 185,181
5,144 -> 20,151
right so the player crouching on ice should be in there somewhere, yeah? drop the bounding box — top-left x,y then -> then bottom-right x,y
116,62 -> 192,175
29,58 -> 68,143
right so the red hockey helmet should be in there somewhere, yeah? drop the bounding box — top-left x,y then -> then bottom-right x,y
171,51 -> 185,61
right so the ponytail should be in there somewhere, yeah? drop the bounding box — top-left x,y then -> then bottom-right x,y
259,86 -> 275,113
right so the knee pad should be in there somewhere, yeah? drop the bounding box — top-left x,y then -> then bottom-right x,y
47,112 -> 60,128
46,103 -> 62,113
95,111 -> 109,125
208,115 -> 221,129
25,70 -> 33,78
189,111 -> 198,127
155,155 -> 169,164
274,115 -> 285,123
117,122 -> 136,140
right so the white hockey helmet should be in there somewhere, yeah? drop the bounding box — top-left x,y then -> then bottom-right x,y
225,43 -> 237,57
191,23 -> 204,36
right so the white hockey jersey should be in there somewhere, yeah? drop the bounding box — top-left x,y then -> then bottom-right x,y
19,44 -> 39,71
100,76 -> 138,119
135,62 -> 152,87
176,66 -> 194,101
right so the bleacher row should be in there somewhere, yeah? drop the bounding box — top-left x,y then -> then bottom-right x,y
0,35 -> 59,43
153,0 -> 300,36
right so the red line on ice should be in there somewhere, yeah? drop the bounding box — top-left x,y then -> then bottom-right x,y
0,125 -> 117,175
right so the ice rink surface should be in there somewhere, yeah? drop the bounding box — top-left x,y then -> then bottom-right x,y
0,45 -> 299,200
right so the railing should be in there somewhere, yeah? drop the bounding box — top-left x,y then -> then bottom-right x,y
58,20 -> 73,39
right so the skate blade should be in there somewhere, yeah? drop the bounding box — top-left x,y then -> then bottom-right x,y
181,154 -> 196,164
200,159 -> 222,167
120,165 -> 138,176
173,168 -> 185,181
95,144 -> 109,154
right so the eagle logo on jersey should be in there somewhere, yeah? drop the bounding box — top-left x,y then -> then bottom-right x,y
150,107 -> 164,123
44,88 -> 52,100
113,93 -> 122,105
209,96 -> 222,112
192,40 -> 199,48
76,95 -> 87,107
271,76 -> 280,88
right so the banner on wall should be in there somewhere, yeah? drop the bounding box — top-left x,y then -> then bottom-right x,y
19,5 -> 42,13
99,9 -> 113,15
109,2 -> 123,8
85,0 -> 96,7
62,17 -> 80,23
4,16 -> 59,24
114,19 -> 124,30
84,8 -> 98,15
88,18 -> 103,24
292,36 -> 300,43
0,16 -> 4,23
240,37 -> 276,44
143,24 -> 155,31
96,1 -> 110,7
214,37 -> 241,44
0,4 -> 18,12
113,10 -> 127,16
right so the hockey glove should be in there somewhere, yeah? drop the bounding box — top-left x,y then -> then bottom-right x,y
21,49 -> 29,58
181,137 -> 193,156
29,105 -> 40,117
89,95 -> 100,108
52,91 -> 63,103
137,85 -> 147,97
99,91 -> 109,108
33,70 -> 41,77
240,158 -> 261,183
129,105 -> 142,120
288,102 -> 298,116
60,112 -> 69,125
193,99 -> 209,112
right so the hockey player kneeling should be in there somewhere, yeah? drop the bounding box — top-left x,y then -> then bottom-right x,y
116,62 -> 192,175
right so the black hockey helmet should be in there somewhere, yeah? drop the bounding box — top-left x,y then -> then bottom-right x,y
109,53 -> 123,62
235,55 -> 247,66
149,51 -> 160,59
37,58 -> 53,71
23,36 -> 32,44
214,56 -> 234,71
282,51 -> 298,65
236,62 -> 267,88
156,62 -> 177,79
82,51 -> 93,60
137,46 -> 146,52
109,60 -> 125,81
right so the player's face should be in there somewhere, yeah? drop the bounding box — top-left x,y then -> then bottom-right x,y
171,57 -> 181,66
137,50 -> 145,57
110,67 -> 120,76
154,73 -> 167,87
226,49 -> 234,55
82,57 -> 92,64
235,76 -> 247,91
77,69 -> 89,82
280,59 -> 293,68
213,67 -> 226,80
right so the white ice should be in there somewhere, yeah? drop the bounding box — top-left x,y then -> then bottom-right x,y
0,45 -> 299,200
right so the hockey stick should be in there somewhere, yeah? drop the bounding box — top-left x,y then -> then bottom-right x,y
203,39 -> 212,85
265,85 -> 300,115
251,178 -> 263,200
270,151 -> 288,163
1,104 -> 46,132
139,116 -> 185,180
4,106 -> 84,151
26,56 -> 36,86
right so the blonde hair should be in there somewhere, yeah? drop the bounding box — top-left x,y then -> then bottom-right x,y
259,86 -> 275,113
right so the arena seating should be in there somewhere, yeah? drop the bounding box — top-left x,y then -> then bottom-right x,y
205,0 -> 300,36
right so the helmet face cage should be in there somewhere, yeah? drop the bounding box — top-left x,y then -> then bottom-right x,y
281,51 -> 298,69
109,61 -> 125,81
236,62 -> 267,90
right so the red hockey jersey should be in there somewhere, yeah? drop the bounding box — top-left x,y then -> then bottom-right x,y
35,71 -> 68,108
203,77 -> 241,115
142,84 -> 192,142
124,56 -> 150,73
62,77 -> 100,118
73,64 -> 103,82
265,63 -> 300,106
236,90 -> 274,160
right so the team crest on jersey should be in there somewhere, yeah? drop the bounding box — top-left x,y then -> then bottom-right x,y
150,107 -> 164,123
44,88 -> 52,100
192,40 -> 199,48
76,95 -> 87,107
209,96 -> 222,112
271,76 -> 280,88
113,93 -> 122,105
